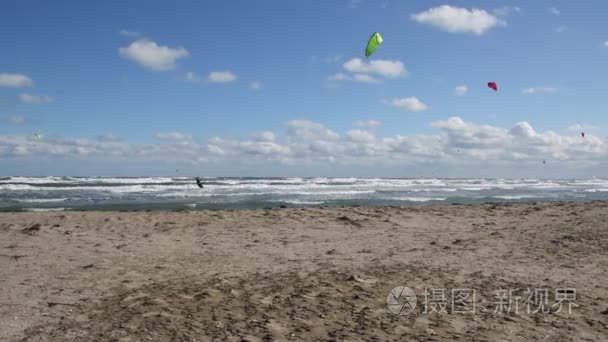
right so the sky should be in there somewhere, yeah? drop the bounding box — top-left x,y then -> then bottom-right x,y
1,0 -> 608,177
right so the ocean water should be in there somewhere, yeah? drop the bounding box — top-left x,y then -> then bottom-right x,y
1,176 -> 607,212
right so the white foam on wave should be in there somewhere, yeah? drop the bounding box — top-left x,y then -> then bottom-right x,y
277,199 -> 325,205
24,207 -> 68,212
393,197 -> 447,202
17,198 -> 68,203
584,188 -> 608,193
492,195 -> 538,200
1,176 -> 176,184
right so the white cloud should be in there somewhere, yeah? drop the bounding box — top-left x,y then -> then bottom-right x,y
329,58 -> 405,84
386,97 -> 428,112
548,7 -> 560,16
119,39 -> 189,71
567,123 -> 598,133
509,121 -> 536,138
20,93 -> 53,104
0,73 -> 33,88
354,120 -> 381,129
286,120 -> 339,141
249,81 -> 262,90
346,129 -> 375,143
352,74 -> 380,83
454,85 -> 468,96
207,71 -> 237,83
207,144 -> 225,155
155,132 -> 192,141
411,5 -> 502,35
343,58 -> 406,78
240,141 -> 290,156
522,87 -> 558,95
254,131 -> 276,142
1,117 -> 607,176
119,29 -> 141,37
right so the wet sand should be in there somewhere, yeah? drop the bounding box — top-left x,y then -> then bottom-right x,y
1,202 -> 607,341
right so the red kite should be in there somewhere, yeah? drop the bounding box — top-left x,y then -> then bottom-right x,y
487,82 -> 498,91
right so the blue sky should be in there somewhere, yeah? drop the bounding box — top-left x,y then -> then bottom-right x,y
1,0 -> 607,177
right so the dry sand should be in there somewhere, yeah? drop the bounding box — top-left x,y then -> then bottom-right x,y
1,202 -> 607,341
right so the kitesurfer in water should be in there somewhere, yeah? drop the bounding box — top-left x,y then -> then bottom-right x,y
195,177 -> 204,188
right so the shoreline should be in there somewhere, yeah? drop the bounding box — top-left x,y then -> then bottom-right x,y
1,202 -> 607,341
3,198 -> 608,213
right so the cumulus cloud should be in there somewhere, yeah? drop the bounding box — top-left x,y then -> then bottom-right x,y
522,87 -> 558,95
567,124 -> 598,133
454,85 -> 468,96
207,144 -> 225,155
119,39 -> 189,71
240,141 -> 290,156
155,131 -> 192,141
254,131 -> 276,142
346,129 -> 375,143
386,97 -> 428,112
287,120 -> 339,141
208,71 -> 237,83
411,5 -> 502,35
20,93 -> 53,104
328,58 -> 406,84
1,118 -> 606,176
343,58 -> 406,78
0,73 -> 33,88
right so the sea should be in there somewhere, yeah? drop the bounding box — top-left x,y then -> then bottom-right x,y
1,177 -> 608,212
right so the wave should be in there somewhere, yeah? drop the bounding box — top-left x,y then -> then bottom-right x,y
16,198 -> 69,203
392,197 -> 447,202
1,177 -> 608,211
24,207 -> 68,212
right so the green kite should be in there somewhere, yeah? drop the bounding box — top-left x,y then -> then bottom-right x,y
365,32 -> 383,58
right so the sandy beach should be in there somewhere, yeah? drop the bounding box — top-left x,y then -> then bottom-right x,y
1,202 -> 607,341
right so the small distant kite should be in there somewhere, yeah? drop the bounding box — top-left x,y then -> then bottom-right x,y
365,32 -> 383,58
487,82 -> 498,92
32,133 -> 42,140
581,132 -> 585,138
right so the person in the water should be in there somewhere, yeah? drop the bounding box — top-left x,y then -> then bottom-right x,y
195,177 -> 204,188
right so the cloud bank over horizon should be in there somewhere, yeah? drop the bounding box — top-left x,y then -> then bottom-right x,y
1,117 -> 604,177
